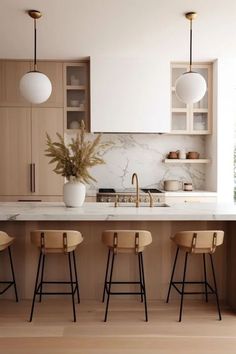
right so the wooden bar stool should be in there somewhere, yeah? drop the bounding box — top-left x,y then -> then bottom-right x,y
102,230 -> 152,322
166,230 -> 224,322
0,231 -> 18,301
29,230 -> 83,322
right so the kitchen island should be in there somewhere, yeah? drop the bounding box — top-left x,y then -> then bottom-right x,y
0,201 -> 235,311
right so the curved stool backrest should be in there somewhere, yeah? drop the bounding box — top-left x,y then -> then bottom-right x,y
31,230 -> 83,253
0,231 -> 14,251
102,230 -> 152,253
172,230 -> 224,254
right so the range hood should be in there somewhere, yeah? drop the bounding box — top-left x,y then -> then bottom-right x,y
90,56 -> 170,133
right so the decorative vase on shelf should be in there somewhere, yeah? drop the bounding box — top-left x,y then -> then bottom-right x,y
63,179 -> 86,207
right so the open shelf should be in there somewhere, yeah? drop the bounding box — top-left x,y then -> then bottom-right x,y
164,159 -> 210,164
64,62 -> 89,130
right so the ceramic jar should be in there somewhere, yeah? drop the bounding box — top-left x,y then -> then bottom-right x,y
178,149 -> 186,159
164,180 -> 183,191
183,183 -> 193,191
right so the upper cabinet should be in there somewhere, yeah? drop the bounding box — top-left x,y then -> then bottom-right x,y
171,63 -> 212,134
64,62 -> 90,131
33,61 -> 64,108
90,56 -> 170,133
0,60 -> 30,107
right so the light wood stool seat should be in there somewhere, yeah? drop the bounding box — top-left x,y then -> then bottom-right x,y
102,230 -> 152,321
166,230 -> 224,322
29,230 -> 83,322
0,231 -> 18,301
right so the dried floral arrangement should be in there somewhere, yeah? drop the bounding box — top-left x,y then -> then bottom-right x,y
45,121 -> 110,184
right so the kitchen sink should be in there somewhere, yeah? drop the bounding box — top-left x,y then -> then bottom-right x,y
112,203 -> 170,208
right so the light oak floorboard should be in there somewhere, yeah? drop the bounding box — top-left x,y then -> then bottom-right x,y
0,299 -> 235,353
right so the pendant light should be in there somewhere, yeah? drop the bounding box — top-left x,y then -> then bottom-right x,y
20,10 -> 52,104
175,12 -> 206,104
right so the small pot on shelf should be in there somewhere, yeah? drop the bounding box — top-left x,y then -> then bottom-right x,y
167,151 -> 179,159
187,151 -> 200,159
183,183 -> 193,191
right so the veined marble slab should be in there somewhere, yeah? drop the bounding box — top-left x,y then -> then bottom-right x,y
0,202 -> 236,221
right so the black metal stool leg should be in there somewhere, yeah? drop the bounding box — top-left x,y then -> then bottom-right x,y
179,252 -> 188,322
209,254 -> 222,320
68,252 -> 76,322
203,253 -> 208,303
166,247 -> 179,303
102,249 -> 111,302
104,251 -> 115,322
39,254 -> 45,302
29,251 -> 42,322
72,251 -> 80,304
8,246 -> 18,302
138,252 -> 143,302
140,252 -> 148,322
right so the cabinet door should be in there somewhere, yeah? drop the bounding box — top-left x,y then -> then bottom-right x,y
0,60 -> 31,107
31,108 -> 64,196
32,62 -> 63,108
0,108 -> 31,195
91,56 -> 170,133
171,63 -> 212,134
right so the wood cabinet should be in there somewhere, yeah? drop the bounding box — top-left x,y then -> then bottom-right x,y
0,61 -> 30,107
0,107 -> 63,197
90,56 -> 170,133
0,108 -> 31,195
171,63 -> 212,134
0,60 -> 65,200
32,61 -> 64,108
64,62 -> 90,130
31,108 -> 64,196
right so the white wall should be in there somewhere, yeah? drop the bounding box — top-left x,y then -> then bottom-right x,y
215,59 -> 236,202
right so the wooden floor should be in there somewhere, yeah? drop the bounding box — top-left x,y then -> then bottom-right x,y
0,298 -> 236,353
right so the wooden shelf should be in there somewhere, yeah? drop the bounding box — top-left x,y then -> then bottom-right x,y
164,158 -> 210,164
66,85 -> 86,90
66,107 -> 85,112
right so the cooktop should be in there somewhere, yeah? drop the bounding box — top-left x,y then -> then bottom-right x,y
98,188 -> 163,194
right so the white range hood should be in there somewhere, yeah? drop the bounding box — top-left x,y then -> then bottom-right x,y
90,56 -> 170,133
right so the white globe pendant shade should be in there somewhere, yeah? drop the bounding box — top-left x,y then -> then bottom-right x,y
19,71 -> 52,104
175,71 -> 206,104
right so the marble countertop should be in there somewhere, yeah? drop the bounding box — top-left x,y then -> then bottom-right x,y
164,190 -> 217,197
0,201 -> 235,221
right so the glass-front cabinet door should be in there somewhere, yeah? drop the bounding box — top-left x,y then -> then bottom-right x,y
171,63 -> 212,135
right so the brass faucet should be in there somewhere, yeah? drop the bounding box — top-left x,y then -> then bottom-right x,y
131,173 -> 140,207
147,191 -> 153,207
114,194 -> 119,207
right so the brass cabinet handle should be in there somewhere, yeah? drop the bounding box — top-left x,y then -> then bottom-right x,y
32,163 -> 36,193
30,163 -> 36,193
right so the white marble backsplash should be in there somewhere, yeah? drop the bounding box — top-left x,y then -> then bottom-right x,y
67,132 -> 206,192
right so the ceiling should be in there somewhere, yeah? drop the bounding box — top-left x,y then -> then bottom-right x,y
1,0 -> 236,61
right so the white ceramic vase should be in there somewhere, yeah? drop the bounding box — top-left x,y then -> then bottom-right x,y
63,180 -> 86,207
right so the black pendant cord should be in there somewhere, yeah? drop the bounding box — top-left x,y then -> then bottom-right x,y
34,18 -> 37,71
189,18 -> 192,72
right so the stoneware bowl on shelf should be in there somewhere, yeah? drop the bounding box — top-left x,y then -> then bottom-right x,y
167,151 -> 179,159
187,151 -> 200,159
